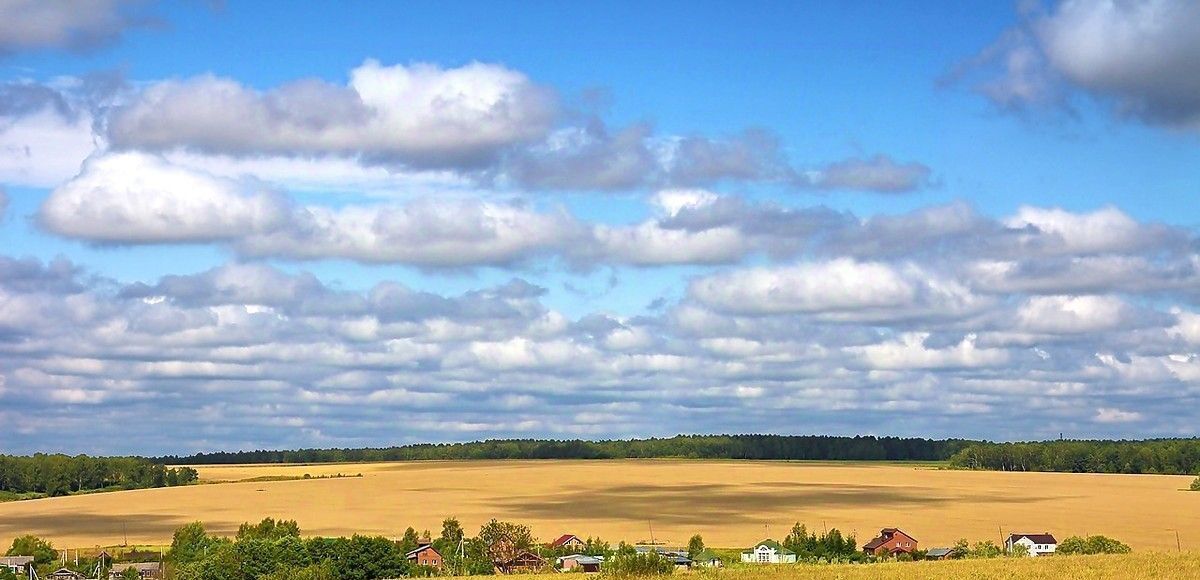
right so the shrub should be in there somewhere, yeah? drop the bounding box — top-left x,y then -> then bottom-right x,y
1190,475 -> 1200,491
604,547 -> 675,577
1057,535 -> 1131,555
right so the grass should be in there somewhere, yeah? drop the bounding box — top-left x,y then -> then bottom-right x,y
0,460 -> 1196,551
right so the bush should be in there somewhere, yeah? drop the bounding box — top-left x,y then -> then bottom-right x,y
1057,535 -> 1131,555
1190,476 -> 1200,491
604,547 -> 674,577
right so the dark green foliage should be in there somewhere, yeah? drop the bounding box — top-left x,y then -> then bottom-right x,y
604,545 -> 674,577
1191,475 -> 1200,491
782,523 -> 861,561
237,518 -> 301,541
6,535 -> 57,566
0,454 -> 196,496
478,519 -> 534,564
1057,535 -> 1132,555
0,566 -> 19,580
950,440 -> 1200,475
173,519 -> 407,580
966,541 -> 1003,559
161,435 -> 970,464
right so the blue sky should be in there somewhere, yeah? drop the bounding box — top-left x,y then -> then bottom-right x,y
2,0 -> 1200,454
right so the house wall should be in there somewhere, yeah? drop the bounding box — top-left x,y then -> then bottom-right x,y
1009,537 -> 1056,557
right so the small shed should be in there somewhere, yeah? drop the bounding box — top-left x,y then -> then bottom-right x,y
557,554 -> 601,573
925,547 -> 956,560
693,549 -> 722,568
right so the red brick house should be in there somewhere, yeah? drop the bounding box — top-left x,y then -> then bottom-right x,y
406,543 -> 444,568
862,528 -> 918,557
550,534 -> 585,551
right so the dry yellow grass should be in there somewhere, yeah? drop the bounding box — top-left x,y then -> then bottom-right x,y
0,460 -> 1196,552
517,552 -> 1200,580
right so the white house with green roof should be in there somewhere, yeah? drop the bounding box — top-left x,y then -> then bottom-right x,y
740,539 -> 797,564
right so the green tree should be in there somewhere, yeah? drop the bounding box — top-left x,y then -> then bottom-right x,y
478,519 -> 533,564
120,567 -> 141,580
1010,543 -> 1029,558
686,535 -> 704,559
399,527 -> 421,555
169,522 -> 214,566
1057,535 -> 1131,555
6,535 -> 56,566
237,517 -> 301,541
441,518 -> 465,545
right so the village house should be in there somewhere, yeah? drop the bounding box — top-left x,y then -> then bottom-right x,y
406,540 -> 444,568
925,547 -> 957,560
44,568 -> 87,580
1005,533 -> 1058,557
549,534 -> 585,551
1,557 -> 33,577
862,528 -> 918,557
109,562 -> 163,579
556,554 -> 601,573
496,550 -> 546,574
739,539 -> 797,564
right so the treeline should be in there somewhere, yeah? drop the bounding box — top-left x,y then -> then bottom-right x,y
0,454 -> 198,497
161,435 -> 971,465
169,517 -> 545,580
949,439 -> 1200,475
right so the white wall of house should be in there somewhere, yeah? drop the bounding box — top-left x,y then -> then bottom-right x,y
739,545 -> 797,564
1007,537 -> 1056,557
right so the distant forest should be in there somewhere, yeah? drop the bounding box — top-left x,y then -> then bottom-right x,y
161,435 -> 969,464
0,454 -> 198,497
949,439 -> 1200,475
159,435 -> 1200,476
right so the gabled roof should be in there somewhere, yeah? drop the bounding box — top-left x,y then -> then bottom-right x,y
113,562 -> 162,570
551,534 -> 582,547
47,569 -> 86,579
406,543 -> 442,558
864,527 -> 917,549
926,548 -> 955,558
1008,533 -> 1057,545
741,539 -> 795,555
0,556 -> 34,566
557,554 -> 602,565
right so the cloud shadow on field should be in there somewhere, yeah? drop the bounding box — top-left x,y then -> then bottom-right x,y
0,511 -> 186,546
490,482 -> 1071,526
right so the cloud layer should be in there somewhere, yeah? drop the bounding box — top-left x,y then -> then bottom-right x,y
954,0 -> 1200,129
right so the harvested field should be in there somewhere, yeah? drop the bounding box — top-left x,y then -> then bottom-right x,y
509,552 -> 1200,580
0,460 -> 1195,551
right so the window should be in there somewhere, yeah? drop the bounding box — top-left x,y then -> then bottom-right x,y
757,552 -> 769,563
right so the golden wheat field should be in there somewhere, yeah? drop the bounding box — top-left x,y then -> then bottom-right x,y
0,460 -> 1196,552
519,552 -> 1200,580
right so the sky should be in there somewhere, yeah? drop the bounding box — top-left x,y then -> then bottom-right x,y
2,0 -> 1200,455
